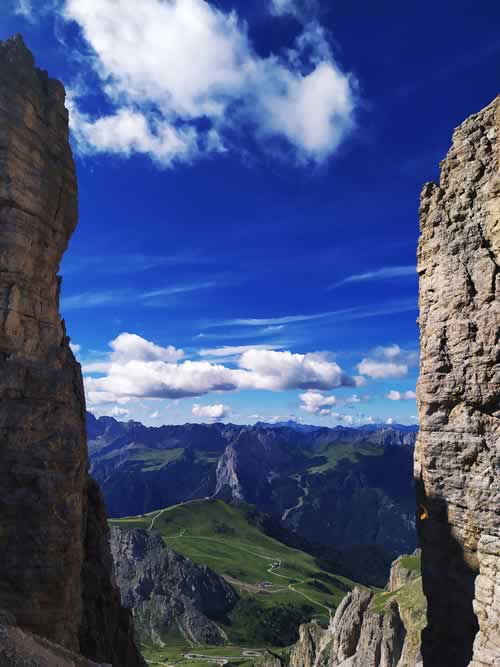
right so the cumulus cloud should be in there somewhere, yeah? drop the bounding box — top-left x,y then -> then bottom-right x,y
357,358 -> 408,379
109,406 -> 130,419
357,344 -> 418,380
192,403 -> 231,420
386,389 -> 417,401
83,333 -> 354,403
69,342 -> 81,354
239,349 -> 353,391
61,0 -> 355,165
110,332 -> 184,363
299,390 -> 336,415
150,410 -> 161,419
269,0 -> 318,19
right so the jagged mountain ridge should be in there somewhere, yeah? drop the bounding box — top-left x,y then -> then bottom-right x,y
89,413 -> 417,556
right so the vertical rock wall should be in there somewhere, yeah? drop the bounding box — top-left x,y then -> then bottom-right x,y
415,95 -> 499,667
0,35 -> 144,666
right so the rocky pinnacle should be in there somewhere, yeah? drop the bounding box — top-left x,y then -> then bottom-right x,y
415,94 -> 499,666
0,35 -> 144,666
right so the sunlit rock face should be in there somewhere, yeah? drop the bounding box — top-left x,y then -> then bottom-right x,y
0,35 -> 144,666
415,94 -> 499,667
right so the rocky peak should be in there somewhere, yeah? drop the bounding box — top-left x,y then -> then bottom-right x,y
415,94 -> 499,667
0,35 -> 144,665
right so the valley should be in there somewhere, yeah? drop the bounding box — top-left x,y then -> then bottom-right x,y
111,499 -> 358,663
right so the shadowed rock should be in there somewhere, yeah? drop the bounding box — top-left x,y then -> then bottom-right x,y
415,94 -> 499,666
0,34 -> 144,666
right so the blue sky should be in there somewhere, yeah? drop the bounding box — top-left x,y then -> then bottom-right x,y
3,0 -> 499,426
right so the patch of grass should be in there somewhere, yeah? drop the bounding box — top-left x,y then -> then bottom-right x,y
111,499 -> 356,647
306,442 -> 383,475
399,552 -> 421,572
127,447 -> 185,471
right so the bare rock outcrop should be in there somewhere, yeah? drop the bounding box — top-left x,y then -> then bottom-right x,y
415,94 -> 499,667
285,551 -> 425,667
0,35 -> 144,666
110,526 -> 238,646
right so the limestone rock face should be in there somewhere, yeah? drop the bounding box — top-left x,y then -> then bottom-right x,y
287,588 -> 410,667
110,527 -> 238,646
0,35 -> 144,666
285,551 -> 425,667
415,94 -> 500,667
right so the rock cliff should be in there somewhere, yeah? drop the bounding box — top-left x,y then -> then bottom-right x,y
284,552 -> 425,667
415,94 -> 499,667
0,35 -> 144,665
110,526 -> 238,646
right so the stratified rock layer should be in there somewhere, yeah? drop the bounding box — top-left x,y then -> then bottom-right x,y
0,35 -> 144,666
415,94 -> 499,667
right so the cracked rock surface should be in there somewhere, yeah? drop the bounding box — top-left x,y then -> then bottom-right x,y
415,94 -> 499,667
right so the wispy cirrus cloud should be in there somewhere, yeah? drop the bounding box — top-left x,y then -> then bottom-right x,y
327,265 -> 416,290
205,300 -> 416,329
13,0 -> 34,22
62,251 -> 204,275
61,281 -> 217,310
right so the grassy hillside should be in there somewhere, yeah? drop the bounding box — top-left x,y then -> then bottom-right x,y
111,499 -> 358,661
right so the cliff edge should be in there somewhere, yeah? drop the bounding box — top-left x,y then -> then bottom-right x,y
0,34 -> 144,666
415,94 -> 499,666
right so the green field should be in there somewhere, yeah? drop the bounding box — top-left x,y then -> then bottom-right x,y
111,499 -> 358,662
305,441 -> 384,475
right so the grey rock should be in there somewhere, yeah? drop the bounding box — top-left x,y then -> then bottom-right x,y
110,526 -> 238,646
415,94 -> 500,667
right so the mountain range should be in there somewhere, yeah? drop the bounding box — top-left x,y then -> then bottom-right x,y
88,413 -> 417,557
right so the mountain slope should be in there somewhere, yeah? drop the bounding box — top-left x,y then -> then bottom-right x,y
110,499 -> 358,651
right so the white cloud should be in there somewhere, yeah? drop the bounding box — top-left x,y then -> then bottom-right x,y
386,389 -> 417,401
269,0 -> 318,19
199,344 -> 282,358
238,349 -> 353,391
150,410 -> 160,419
299,390 -> 336,415
328,265 -> 415,290
386,417 -> 394,425
110,332 -> 184,363
61,0 -> 355,165
70,342 -> 81,354
61,281 -> 215,310
14,0 -> 34,22
192,403 -> 231,420
356,344 -> 418,380
109,406 -> 130,419
357,358 -> 408,379
83,333 -> 354,402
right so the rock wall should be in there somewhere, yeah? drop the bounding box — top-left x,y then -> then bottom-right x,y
415,94 -> 499,667
0,35 -> 144,666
